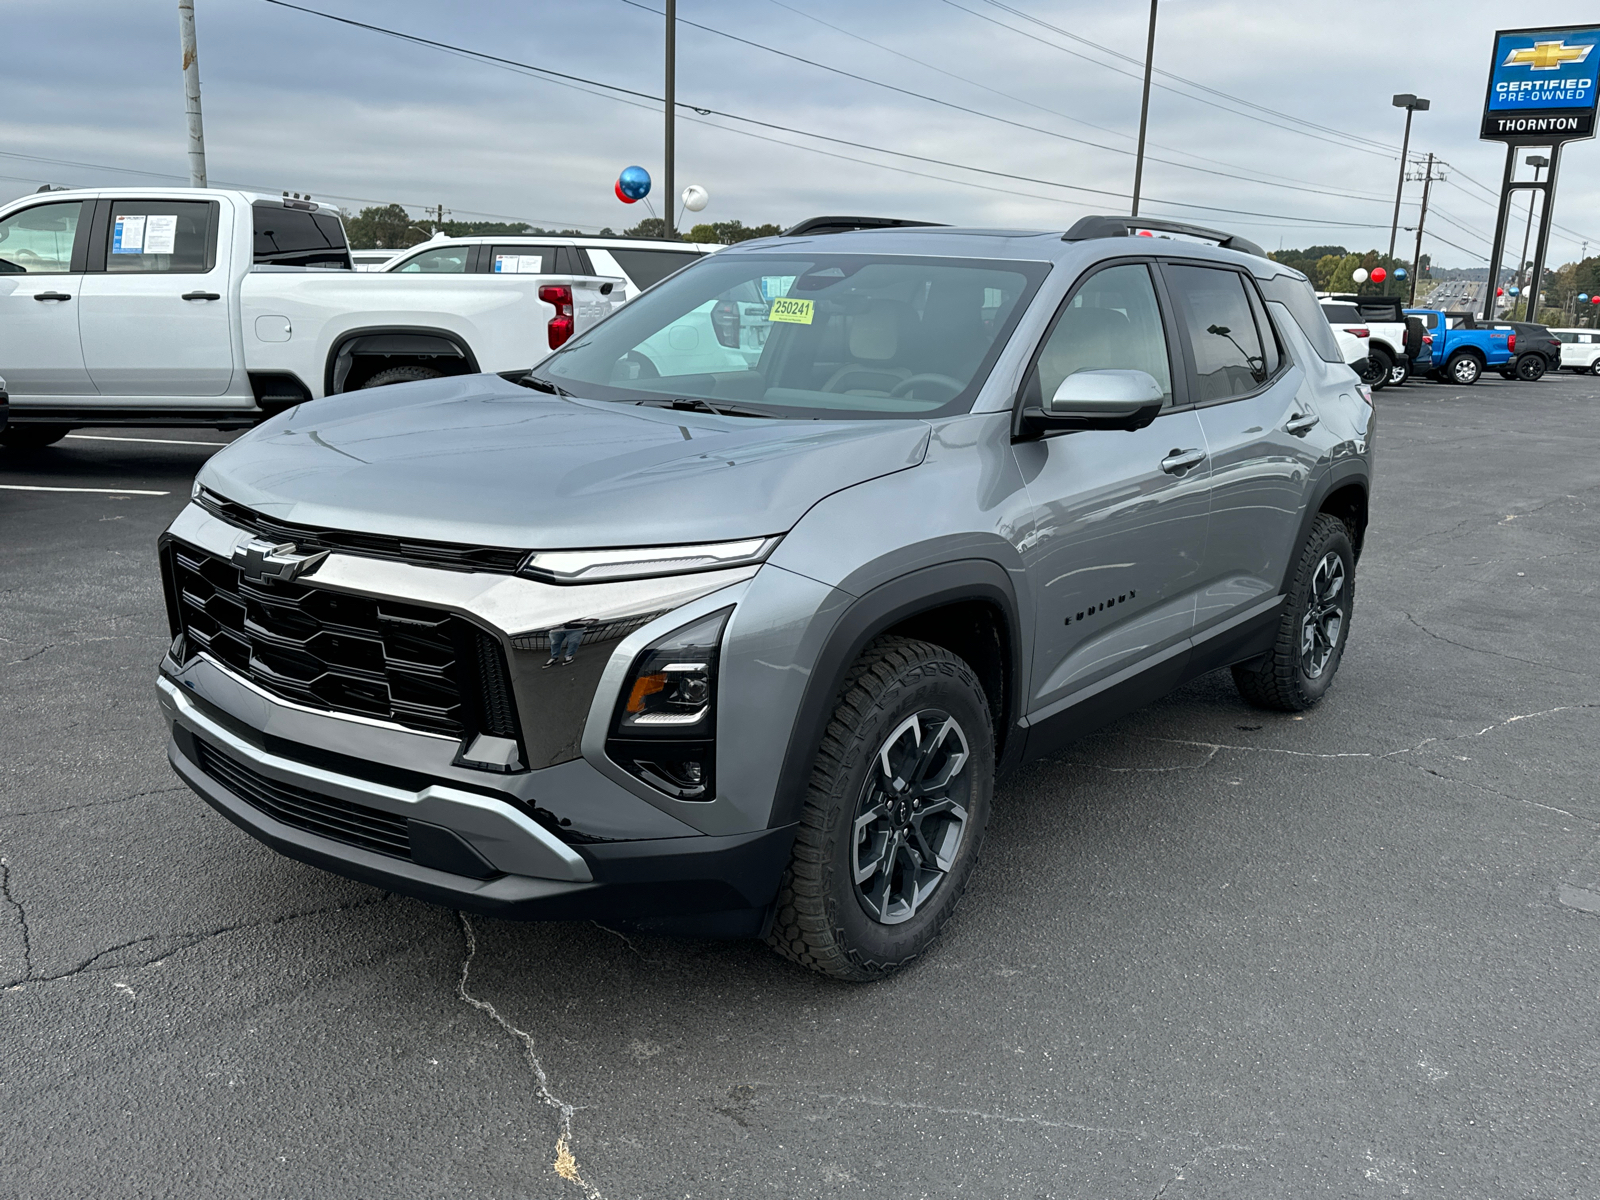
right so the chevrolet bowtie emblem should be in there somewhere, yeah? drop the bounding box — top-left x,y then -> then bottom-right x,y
231,537 -> 329,583
1504,40 -> 1593,71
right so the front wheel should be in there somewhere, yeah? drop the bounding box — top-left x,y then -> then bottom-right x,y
1591,359 -> 1600,377
1516,354 -> 1547,382
767,637 -> 994,981
1446,353 -> 1482,385
1232,513 -> 1355,712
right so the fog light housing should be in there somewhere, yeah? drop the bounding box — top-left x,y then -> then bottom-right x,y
606,608 -> 730,801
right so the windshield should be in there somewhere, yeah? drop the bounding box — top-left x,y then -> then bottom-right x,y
534,253 -> 1048,419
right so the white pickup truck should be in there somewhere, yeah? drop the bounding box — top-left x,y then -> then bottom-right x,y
0,188 -> 624,445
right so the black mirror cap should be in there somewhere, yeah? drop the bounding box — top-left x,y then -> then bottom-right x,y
1013,400 -> 1163,440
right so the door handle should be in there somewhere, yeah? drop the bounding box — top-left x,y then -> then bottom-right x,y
181,291 -> 222,301
1285,413 -> 1320,436
33,291 -> 72,301
1160,448 -> 1206,474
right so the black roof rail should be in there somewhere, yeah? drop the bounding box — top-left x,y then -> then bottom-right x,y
780,215 -> 947,238
1062,215 -> 1266,259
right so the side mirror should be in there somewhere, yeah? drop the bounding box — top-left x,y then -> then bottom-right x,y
1047,368 -> 1165,417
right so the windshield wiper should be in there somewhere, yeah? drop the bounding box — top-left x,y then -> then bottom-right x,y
516,373 -> 571,396
633,397 -> 783,419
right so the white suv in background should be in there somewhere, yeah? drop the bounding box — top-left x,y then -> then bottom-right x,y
1552,328 -> 1600,375
381,236 -> 717,299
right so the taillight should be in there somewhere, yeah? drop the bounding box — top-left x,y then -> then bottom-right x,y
711,300 -> 742,348
1346,327 -> 1370,339
1507,333 -> 1516,353
539,284 -> 574,350
1422,334 -> 1433,346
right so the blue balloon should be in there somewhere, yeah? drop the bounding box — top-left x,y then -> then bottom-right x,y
618,165 -> 652,200
1509,286 -> 1520,295
1581,293 -> 1590,301
1395,268 -> 1407,278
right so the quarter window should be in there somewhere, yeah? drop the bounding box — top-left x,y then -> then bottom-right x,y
1026,262 -> 1173,406
1165,264 -> 1270,402
106,201 -> 216,273
0,201 -> 84,275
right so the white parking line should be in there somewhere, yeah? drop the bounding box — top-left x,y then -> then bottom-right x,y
0,484 -> 170,495
64,434 -> 231,447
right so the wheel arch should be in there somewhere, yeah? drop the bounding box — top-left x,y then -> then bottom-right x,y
766,559 -> 1024,829
324,325 -> 481,395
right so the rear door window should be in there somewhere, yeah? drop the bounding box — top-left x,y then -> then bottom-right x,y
396,245 -> 473,273
0,200 -> 85,274
605,247 -> 703,289
488,245 -> 557,274
1163,263 -> 1271,402
252,204 -> 348,268
105,200 -> 217,273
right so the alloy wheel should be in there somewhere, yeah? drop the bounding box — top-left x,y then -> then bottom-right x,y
851,709 -> 971,926
1299,552 -> 1347,680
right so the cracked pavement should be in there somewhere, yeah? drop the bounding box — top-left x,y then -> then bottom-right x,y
3,374 -> 1599,1198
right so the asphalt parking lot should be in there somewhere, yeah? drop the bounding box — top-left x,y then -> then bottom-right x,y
3,372 -> 1598,1199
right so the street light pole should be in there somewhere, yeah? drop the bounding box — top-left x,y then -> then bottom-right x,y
1129,0 -> 1157,219
663,0 -> 676,240
178,0 -> 207,188
1514,154 -> 1548,319
1388,94 -> 1428,259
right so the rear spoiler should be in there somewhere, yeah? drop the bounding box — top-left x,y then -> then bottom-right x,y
781,216 -> 947,237
1062,215 -> 1266,259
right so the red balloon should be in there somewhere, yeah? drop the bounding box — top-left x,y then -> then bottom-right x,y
1496,287 -> 1504,296
1371,267 -> 1387,283
1592,295 -> 1600,304
615,180 -> 638,205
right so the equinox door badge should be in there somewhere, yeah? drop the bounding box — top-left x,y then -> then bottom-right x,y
1064,590 -> 1135,625
231,537 -> 330,583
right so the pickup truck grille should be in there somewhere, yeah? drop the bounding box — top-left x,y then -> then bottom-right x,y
196,488 -> 528,574
164,540 -> 520,742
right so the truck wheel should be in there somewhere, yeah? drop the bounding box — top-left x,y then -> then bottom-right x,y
1446,353 -> 1482,385
1387,357 -> 1410,387
359,366 -> 443,389
0,424 -> 70,450
1367,347 -> 1394,390
1515,354 -> 1546,382
767,636 -> 994,981
1232,514 -> 1355,713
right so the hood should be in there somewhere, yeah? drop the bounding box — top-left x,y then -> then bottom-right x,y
198,374 -> 931,549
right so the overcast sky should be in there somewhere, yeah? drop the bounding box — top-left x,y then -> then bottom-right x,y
5,0 -> 1598,268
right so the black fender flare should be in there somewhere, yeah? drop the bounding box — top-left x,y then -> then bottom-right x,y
326,326 -> 480,394
766,558 -> 1024,829
1284,459 -> 1369,587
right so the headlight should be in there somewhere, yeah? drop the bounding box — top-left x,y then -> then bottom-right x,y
606,607 -> 730,800
520,536 -> 780,584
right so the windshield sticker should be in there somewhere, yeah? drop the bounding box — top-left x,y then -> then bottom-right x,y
112,215 -> 146,254
494,254 -> 543,274
144,214 -> 177,256
768,297 -> 814,325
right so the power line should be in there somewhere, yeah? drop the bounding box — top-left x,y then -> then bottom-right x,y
259,0 -> 1399,233
938,0 -> 1398,160
615,0 -> 1397,205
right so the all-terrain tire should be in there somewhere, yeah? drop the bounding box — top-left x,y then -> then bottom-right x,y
1367,347 -> 1394,391
766,636 -> 994,982
0,424 -> 70,450
1446,352 -> 1482,385
359,366 -> 444,389
1232,514 -> 1356,713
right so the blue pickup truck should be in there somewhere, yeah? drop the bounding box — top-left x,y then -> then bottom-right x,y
1404,309 -> 1515,385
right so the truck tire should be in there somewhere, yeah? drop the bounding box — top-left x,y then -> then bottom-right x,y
767,636 -> 994,981
1232,514 -> 1355,713
0,424 -> 70,450
1445,352 -> 1482,386
360,366 -> 443,389
1515,354 -> 1547,382
1367,347 -> 1394,391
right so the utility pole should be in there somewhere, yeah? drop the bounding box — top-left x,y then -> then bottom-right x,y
429,203 -> 449,235
1513,155 -> 1548,319
1407,153 -> 1438,308
178,0 -> 207,188
1388,95 -> 1428,259
1129,0 -> 1157,218
663,0 -> 676,240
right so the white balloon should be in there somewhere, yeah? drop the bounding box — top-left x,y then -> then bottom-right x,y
1351,268 -> 1369,283
681,184 -> 709,213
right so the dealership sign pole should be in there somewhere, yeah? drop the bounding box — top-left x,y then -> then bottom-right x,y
1479,25 -> 1599,323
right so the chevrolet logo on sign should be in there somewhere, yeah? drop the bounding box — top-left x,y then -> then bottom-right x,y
1503,41 -> 1593,71
231,537 -> 329,584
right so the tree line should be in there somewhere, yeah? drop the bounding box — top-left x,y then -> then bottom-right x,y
342,204 -> 781,250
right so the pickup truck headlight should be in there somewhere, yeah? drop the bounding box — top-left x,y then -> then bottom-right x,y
606,607 -> 730,801
520,536 -> 780,584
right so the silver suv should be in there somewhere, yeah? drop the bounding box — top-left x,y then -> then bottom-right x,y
156,215 -> 1373,980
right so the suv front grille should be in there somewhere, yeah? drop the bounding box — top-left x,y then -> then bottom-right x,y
194,739 -> 412,858
164,540 -> 519,743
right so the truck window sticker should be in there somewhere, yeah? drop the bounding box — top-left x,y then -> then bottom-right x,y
112,215 -> 146,254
